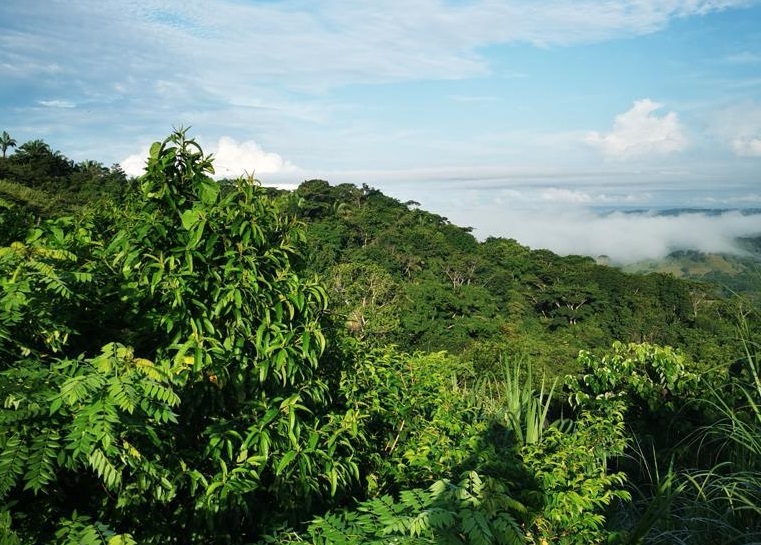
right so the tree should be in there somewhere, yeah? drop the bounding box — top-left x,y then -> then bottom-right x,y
12,139 -> 50,162
0,129 -> 361,543
7,139 -> 75,188
329,262 -> 401,344
0,131 -> 16,158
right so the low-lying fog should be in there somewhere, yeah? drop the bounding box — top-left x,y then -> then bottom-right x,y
451,206 -> 761,264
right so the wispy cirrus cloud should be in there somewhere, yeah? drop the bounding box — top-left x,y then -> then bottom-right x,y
38,100 -> 75,109
1,0 -> 759,247
725,51 -> 761,64
2,1 -> 755,95
537,187 -> 650,204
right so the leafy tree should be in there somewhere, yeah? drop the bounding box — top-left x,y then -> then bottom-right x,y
0,130 -> 361,543
340,348 -> 485,492
566,342 -> 702,414
2,139 -> 75,189
399,279 -> 500,353
328,262 -> 401,345
2,132 -> 755,545
264,356 -> 632,545
295,179 -> 334,219
520,405 -> 630,545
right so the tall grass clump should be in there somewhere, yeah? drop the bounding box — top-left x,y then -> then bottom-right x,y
638,311 -> 761,544
683,337 -> 761,542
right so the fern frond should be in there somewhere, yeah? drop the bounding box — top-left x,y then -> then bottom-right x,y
59,373 -> 106,406
107,378 -> 138,414
22,427 -> 60,493
55,515 -> 119,545
461,509 -> 493,545
88,448 -> 122,490
28,246 -> 77,262
0,434 -> 27,499
28,260 -> 73,298
131,357 -> 166,381
417,507 -> 455,531
491,513 -> 524,545
66,399 -> 118,459
141,382 -> 180,407
311,512 -> 355,543
399,488 -> 429,511
71,271 -> 94,283
363,494 -> 399,523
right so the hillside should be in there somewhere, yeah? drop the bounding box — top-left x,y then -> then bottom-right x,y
623,238 -> 761,303
0,142 -> 752,374
0,131 -> 759,544
290,179 -> 754,371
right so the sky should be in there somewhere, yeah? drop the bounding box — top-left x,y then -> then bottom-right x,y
1,0 -> 760,262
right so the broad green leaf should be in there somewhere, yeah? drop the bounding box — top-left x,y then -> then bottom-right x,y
198,179 -> 219,205
275,450 -> 297,476
180,209 -> 201,231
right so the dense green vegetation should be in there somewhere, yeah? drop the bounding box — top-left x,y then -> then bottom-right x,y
290,179 -> 749,376
0,129 -> 759,544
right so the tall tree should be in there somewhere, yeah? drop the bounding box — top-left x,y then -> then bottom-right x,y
0,130 -> 16,158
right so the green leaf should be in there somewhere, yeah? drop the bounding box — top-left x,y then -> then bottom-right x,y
149,141 -> 162,161
198,179 -> 219,205
275,450 -> 297,476
180,209 -> 201,231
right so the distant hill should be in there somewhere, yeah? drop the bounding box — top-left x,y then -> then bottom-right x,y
623,235 -> 761,302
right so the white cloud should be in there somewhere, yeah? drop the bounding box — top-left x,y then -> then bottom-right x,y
539,188 -> 595,203
702,193 -> 761,204
538,187 -> 650,204
119,137 -> 300,179
120,147 -> 150,178
585,99 -> 687,159
2,0 -> 759,194
725,51 -> 761,64
732,137 -> 761,156
708,100 -> 761,157
38,99 -> 75,108
212,137 -> 300,178
2,0 -> 754,96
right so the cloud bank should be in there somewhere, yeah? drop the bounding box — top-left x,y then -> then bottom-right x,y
452,206 -> 761,264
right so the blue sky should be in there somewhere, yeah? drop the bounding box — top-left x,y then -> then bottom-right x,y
1,0 -> 760,260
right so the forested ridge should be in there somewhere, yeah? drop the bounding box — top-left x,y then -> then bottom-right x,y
0,130 -> 759,544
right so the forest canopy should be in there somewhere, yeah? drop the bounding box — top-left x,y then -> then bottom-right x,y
0,129 -> 759,544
